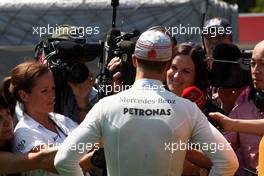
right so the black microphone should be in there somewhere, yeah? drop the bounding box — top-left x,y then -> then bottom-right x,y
121,29 -> 140,40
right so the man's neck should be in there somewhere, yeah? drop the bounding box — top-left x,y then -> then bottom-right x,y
135,72 -> 165,82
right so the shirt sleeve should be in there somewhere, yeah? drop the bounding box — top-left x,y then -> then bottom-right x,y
54,101 -> 103,176
189,103 -> 239,176
12,128 -> 46,153
62,115 -> 79,132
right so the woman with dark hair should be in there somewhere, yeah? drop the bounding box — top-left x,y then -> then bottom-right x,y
166,43 -> 226,175
0,76 -> 16,116
166,42 -> 225,116
166,43 -> 209,96
0,95 -> 14,154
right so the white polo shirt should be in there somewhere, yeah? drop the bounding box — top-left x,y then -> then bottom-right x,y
13,112 -> 78,176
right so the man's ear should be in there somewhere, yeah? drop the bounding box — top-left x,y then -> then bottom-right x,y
132,54 -> 138,68
18,90 -> 29,102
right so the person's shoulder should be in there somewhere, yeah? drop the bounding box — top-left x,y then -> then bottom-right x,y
166,91 -> 202,117
230,98 -> 258,119
164,90 -> 195,106
14,121 -> 37,134
13,120 -> 41,151
14,115 -> 33,131
231,98 -> 254,112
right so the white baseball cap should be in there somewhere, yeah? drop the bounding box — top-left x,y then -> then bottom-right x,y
135,30 -> 172,62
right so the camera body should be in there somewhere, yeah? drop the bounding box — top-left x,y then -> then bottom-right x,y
35,39 -> 102,84
96,29 -> 139,98
34,33 -> 102,114
105,29 -> 139,86
210,43 -> 252,88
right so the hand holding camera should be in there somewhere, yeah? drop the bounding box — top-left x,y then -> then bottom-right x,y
107,57 -> 123,94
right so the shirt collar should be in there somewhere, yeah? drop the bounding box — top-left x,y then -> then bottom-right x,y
132,79 -> 164,91
22,113 -> 63,140
23,112 -> 56,130
23,113 -> 42,129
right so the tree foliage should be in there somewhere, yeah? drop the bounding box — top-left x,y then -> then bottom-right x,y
250,0 -> 264,12
221,0 -> 264,13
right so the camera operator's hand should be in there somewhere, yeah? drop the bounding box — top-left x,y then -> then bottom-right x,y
208,112 -> 235,131
107,57 -> 123,94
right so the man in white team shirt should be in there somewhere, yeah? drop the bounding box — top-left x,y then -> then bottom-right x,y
54,29 -> 238,176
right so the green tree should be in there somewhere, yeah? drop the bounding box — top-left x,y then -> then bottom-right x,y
222,0 -> 256,13
251,0 -> 264,12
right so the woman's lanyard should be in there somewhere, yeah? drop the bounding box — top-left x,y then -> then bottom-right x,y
48,115 -> 68,138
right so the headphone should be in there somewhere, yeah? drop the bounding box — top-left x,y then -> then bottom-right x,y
247,81 -> 264,112
253,91 -> 264,112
